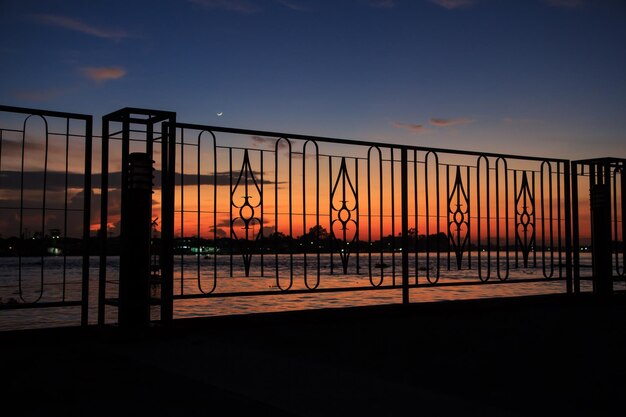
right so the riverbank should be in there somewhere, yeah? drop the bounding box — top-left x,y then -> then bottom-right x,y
1,292 -> 624,416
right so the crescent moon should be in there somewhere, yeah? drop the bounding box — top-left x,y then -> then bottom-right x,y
217,112 -> 223,116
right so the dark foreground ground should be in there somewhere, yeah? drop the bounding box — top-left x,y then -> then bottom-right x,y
1,292 -> 624,417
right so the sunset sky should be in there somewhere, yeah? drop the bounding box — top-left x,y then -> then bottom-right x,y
1,0 -> 625,160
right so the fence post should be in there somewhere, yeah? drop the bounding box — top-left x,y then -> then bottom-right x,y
571,162 -> 581,293
81,116 -> 93,326
160,120 -> 176,323
119,153 -> 154,328
401,147 -> 409,305
589,161 -> 613,296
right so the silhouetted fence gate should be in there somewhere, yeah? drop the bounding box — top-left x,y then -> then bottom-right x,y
0,105 -> 92,325
2,105 -> 625,329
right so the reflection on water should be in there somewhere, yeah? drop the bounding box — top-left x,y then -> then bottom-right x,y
0,252 -> 619,331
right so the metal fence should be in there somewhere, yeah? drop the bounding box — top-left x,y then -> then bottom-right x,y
2,104 -> 625,329
168,122 -> 574,310
0,105 -> 92,325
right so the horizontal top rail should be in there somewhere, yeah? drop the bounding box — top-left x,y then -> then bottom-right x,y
573,157 -> 625,165
0,104 -> 92,121
174,121 -> 569,163
104,107 -> 176,124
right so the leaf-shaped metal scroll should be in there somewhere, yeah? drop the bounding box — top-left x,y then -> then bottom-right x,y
448,166 -> 469,269
231,149 -> 262,276
515,171 -> 535,267
330,158 -> 358,274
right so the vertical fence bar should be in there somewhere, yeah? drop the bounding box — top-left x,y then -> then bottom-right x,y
260,149 -> 265,277
40,117 -> 50,302
355,158 -> 360,275
196,130 -> 202,288
564,162 -> 573,293
571,162 -> 580,294
162,116 -> 176,322
329,156 -> 334,275
589,163 -> 597,292
62,119 -> 70,302
81,117 -> 92,325
98,118 -> 110,325
413,150 -> 419,284
446,165 -> 451,270
557,162 -> 563,279
390,149 -> 396,285
180,129 -> 185,289
467,165 -> 472,270
118,116 -> 130,323
401,148 -> 409,304
532,171 -> 537,268
229,148 -> 234,277
615,160 -> 626,276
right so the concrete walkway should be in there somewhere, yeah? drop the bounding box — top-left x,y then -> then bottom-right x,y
2,293 -> 624,416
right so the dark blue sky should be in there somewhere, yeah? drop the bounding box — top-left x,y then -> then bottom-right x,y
1,0 -> 624,158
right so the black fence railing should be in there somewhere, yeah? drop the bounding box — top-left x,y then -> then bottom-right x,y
0,105 -> 624,330
164,122 -> 575,313
0,105 -> 92,326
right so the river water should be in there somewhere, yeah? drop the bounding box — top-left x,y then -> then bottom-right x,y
1,252 -> 618,331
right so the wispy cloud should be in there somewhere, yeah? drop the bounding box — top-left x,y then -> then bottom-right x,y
429,117 -> 474,127
392,122 -> 427,133
277,0 -> 310,12
0,139 -> 46,155
369,0 -> 395,8
545,0 -> 583,8
189,0 -> 260,13
81,67 -> 126,83
251,135 -> 272,146
33,14 -> 128,40
429,0 -> 476,10
250,135 -> 290,149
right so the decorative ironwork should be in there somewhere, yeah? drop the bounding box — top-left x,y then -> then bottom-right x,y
330,157 -> 358,274
516,171 -> 535,267
448,166 -> 470,270
424,151 -> 441,284
197,130 -> 218,294
274,138 -> 293,290
495,158 -> 510,281
1,105 -> 589,330
18,114 -> 49,303
540,161 -> 555,278
367,146 -> 385,286
476,155 -> 492,282
231,149 -> 262,277
302,140 -> 321,289
0,104 -> 92,327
